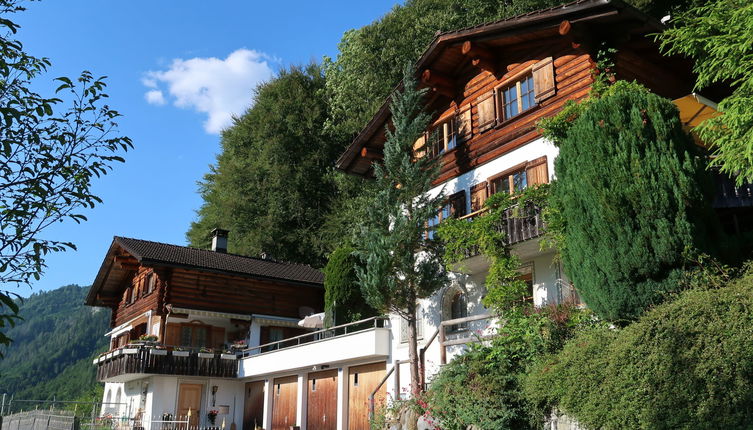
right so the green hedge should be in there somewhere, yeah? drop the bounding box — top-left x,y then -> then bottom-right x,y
523,268 -> 753,429
545,81 -> 717,322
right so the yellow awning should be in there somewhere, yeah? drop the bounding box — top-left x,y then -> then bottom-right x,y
673,93 -> 720,128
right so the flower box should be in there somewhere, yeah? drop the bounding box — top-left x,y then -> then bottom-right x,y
197,352 -> 215,359
105,352 -> 113,359
172,351 -> 190,357
112,349 -> 122,357
220,353 -> 237,360
123,348 -> 139,355
151,349 -> 168,356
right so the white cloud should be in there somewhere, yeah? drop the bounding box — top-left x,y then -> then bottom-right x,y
145,89 -> 165,105
143,49 -> 274,134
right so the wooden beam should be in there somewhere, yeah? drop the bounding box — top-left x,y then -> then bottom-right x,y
558,20 -> 572,36
461,41 -> 497,75
421,69 -> 454,89
360,147 -> 383,159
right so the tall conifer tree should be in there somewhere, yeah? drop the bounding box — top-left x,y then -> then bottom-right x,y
355,66 -> 447,395
548,81 -> 716,322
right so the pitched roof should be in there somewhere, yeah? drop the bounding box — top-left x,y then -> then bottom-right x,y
114,236 -> 324,284
85,236 -> 323,306
336,0 -> 658,174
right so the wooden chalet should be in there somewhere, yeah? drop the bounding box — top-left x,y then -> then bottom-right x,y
86,2 -> 751,430
87,230 -> 323,382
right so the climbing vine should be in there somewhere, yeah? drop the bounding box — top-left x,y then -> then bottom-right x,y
437,185 -> 550,313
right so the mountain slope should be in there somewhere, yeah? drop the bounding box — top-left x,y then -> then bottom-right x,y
0,285 -> 110,399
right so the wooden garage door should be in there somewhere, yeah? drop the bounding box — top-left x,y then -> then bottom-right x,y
243,381 -> 265,430
307,369 -> 338,430
348,362 -> 386,430
271,376 -> 298,430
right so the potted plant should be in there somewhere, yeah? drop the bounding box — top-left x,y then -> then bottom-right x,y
230,340 -> 247,351
198,347 -> 215,359
151,344 -> 168,356
206,410 -> 219,427
172,347 -> 190,357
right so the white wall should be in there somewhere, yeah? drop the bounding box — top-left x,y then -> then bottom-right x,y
426,136 -> 559,203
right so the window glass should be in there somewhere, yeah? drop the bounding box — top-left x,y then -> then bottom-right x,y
520,75 -> 535,111
503,85 -> 519,119
512,170 -> 528,193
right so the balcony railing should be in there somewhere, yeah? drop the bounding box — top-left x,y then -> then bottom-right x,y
239,316 -> 390,357
94,346 -> 238,382
456,202 -> 545,257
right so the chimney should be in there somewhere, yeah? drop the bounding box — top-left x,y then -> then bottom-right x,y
210,228 -> 229,253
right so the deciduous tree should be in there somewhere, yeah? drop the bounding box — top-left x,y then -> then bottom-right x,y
0,0 -> 131,355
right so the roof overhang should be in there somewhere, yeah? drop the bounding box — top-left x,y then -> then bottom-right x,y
336,0 -> 661,176
85,238 -> 137,307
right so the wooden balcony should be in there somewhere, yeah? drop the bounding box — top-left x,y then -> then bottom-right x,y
456,202 -> 545,258
94,346 -> 238,382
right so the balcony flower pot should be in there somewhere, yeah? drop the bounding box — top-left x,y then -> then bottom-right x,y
123,348 -> 139,355
198,352 -> 215,359
151,349 -> 168,356
112,349 -> 123,357
172,350 -> 190,357
220,353 -> 237,360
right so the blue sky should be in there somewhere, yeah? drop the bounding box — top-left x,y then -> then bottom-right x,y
9,0 -> 400,296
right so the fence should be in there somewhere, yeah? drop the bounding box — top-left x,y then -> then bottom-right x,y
0,398 -> 130,430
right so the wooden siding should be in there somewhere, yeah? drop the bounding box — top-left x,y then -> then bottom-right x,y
357,40 -> 595,185
307,370 -> 338,430
348,362 -> 386,430
243,381 -> 265,430
271,376 -> 298,430
167,267 -> 323,318
112,266 -> 167,327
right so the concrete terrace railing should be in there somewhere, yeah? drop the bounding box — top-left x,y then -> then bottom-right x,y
238,316 -> 391,378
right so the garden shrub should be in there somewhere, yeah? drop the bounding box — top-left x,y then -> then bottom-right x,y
524,266 -> 753,429
543,81 -> 719,322
425,305 -> 598,430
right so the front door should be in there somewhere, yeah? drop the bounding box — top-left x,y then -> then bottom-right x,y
243,381 -> 265,430
177,383 -> 203,429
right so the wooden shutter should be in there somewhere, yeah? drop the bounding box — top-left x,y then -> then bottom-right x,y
413,134 -> 426,159
476,92 -> 496,131
470,182 -> 488,212
526,156 -> 549,186
457,108 -> 472,140
533,57 -> 555,102
211,326 -> 226,349
165,323 -> 180,347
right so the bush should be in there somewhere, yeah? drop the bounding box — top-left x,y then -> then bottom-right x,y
524,267 -> 753,429
426,305 -> 596,430
544,81 -> 718,322
323,245 -> 376,326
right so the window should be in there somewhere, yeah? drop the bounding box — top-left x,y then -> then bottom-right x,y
488,157 -> 549,196
180,324 -> 209,348
443,287 -> 468,333
145,272 -> 156,295
400,307 -> 424,343
519,264 -> 534,303
427,190 -> 466,239
428,118 -> 457,157
500,75 -> 535,121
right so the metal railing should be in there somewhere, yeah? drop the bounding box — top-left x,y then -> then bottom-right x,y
239,315 -> 389,357
456,202 -> 544,258
367,314 -> 494,421
0,398 -> 130,430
